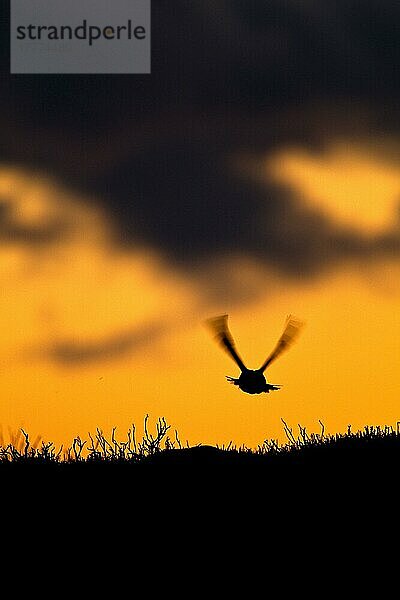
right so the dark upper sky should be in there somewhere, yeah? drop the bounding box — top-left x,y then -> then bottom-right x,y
1,0 -> 400,278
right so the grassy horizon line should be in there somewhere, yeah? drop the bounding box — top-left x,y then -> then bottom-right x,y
1,416 -> 399,466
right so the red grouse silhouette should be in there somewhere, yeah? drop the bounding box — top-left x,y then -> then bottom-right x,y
206,314 -> 304,394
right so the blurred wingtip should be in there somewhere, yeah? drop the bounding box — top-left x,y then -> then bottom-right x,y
286,313 -> 306,328
204,314 -> 229,332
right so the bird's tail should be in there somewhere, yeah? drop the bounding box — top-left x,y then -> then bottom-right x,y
267,383 -> 281,391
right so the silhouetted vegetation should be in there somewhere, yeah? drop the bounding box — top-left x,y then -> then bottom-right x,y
1,416 -> 400,471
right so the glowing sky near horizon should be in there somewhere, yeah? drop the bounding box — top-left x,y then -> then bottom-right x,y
1,142 -> 400,450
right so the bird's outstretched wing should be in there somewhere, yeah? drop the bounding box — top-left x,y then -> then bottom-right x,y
205,314 -> 247,371
260,314 -> 304,372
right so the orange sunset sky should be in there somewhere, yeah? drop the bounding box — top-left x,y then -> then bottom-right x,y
1,138 -> 400,449
2,2 -> 400,450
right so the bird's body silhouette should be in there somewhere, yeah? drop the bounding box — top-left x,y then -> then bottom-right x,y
206,314 -> 303,394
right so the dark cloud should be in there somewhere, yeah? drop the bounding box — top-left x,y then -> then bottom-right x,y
38,322 -> 166,365
1,1 -> 400,278
93,141 -> 400,277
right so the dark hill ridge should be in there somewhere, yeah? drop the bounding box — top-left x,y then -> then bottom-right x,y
2,425 -> 398,536
143,430 -> 400,472
1,423 -> 399,474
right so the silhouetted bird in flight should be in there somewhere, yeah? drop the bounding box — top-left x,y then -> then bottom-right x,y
206,314 -> 304,394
